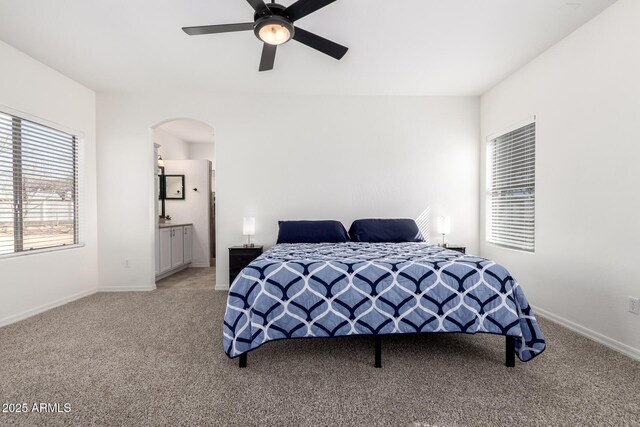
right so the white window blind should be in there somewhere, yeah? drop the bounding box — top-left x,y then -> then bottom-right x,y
0,111 -> 78,256
487,121 -> 535,252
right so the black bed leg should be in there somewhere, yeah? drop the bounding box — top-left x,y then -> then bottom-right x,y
239,354 -> 247,368
374,336 -> 382,368
505,336 -> 515,368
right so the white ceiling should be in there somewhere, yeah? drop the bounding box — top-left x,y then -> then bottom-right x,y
158,119 -> 215,144
0,0 -> 617,96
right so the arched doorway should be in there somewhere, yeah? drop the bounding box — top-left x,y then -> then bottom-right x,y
151,118 -> 216,287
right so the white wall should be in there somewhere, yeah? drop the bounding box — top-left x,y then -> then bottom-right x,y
155,128 -> 189,160
0,40 -> 98,325
163,159 -> 211,267
188,143 -> 215,165
480,0 -> 640,358
97,94 -> 479,290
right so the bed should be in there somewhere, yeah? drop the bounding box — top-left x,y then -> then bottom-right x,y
223,240 -> 546,368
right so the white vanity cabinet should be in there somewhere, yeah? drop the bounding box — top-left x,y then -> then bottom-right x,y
157,224 -> 193,279
159,228 -> 173,274
171,226 -> 184,268
183,226 -> 193,264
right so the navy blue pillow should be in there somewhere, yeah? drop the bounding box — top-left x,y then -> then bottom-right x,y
277,220 -> 350,244
348,219 -> 424,243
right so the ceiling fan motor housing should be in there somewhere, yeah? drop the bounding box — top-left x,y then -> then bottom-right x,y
253,2 -> 288,19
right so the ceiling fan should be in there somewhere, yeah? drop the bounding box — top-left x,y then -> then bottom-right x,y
182,0 -> 348,72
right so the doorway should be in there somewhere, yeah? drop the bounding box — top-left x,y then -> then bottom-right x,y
151,118 -> 216,286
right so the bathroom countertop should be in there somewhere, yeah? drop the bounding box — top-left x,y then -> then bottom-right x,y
159,223 -> 192,228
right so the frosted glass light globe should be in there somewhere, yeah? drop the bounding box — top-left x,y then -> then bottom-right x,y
259,23 -> 291,45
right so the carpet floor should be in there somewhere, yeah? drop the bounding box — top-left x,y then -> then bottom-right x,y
0,269 -> 639,426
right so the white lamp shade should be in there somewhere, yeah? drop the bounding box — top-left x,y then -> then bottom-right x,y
436,216 -> 451,235
242,217 -> 256,236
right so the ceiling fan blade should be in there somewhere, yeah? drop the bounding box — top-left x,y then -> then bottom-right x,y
284,0 -> 336,21
182,23 -> 254,35
246,0 -> 271,12
293,27 -> 348,60
259,43 -> 277,71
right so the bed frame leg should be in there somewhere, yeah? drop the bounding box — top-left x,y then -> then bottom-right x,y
239,354 -> 247,368
374,336 -> 382,368
505,336 -> 515,368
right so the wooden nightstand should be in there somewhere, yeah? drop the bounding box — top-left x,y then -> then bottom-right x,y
229,246 -> 263,284
444,245 -> 466,254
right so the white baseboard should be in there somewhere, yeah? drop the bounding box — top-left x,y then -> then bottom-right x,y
0,288 -> 97,328
97,285 -> 156,292
214,283 -> 229,291
532,305 -> 640,362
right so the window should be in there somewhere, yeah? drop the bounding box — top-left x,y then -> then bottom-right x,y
0,110 -> 79,256
487,120 -> 535,252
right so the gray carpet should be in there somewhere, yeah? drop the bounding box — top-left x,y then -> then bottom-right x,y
0,270 -> 639,426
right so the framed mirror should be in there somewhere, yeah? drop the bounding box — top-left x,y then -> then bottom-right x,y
157,166 -> 165,217
164,175 -> 185,200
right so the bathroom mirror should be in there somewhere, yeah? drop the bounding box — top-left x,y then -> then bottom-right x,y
158,166 -> 165,216
164,175 -> 185,200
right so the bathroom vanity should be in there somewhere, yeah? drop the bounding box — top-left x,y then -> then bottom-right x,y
156,223 -> 193,279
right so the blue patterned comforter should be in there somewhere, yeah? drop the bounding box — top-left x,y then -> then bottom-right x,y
223,243 -> 545,362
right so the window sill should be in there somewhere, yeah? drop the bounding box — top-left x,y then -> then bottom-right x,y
485,242 -> 535,255
0,243 -> 86,261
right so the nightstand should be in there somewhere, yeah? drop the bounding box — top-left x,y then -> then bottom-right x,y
442,245 -> 466,254
229,246 -> 263,284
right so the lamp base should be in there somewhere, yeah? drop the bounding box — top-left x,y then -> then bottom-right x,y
243,243 -> 255,248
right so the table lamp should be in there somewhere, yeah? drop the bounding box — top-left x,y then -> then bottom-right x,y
436,216 -> 451,247
243,217 -> 255,247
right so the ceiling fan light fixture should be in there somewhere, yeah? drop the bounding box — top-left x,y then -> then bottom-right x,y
254,16 -> 294,45
259,24 -> 290,45
183,0 -> 348,72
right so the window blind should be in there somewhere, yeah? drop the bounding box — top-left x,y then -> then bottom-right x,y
487,122 -> 535,252
0,111 -> 78,256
